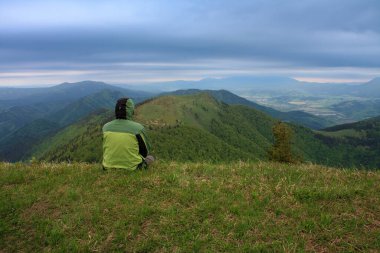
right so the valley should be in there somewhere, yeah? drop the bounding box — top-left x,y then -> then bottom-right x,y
244,94 -> 378,124
130,76 -> 380,125
0,79 -> 379,169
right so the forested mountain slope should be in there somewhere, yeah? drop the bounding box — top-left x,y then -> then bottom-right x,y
0,89 -> 151,161
29,93 -> 379,168
315,116 -> 380,167
0,81 -> 152,148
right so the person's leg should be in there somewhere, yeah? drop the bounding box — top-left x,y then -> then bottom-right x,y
136,161 -> 146,170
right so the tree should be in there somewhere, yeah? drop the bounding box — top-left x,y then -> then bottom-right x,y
268,122 -> 297,163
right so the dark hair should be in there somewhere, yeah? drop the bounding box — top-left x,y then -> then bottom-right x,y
115,98 -> 129,119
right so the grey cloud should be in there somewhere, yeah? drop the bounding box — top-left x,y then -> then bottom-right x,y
0,0 -> 380,85
1,27 -> 379,68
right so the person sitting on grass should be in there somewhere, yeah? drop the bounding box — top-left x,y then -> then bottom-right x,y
102,98 -> 154,170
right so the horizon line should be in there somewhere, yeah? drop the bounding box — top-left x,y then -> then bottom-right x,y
0,75 -> 377,88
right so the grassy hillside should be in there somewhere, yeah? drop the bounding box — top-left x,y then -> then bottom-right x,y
165,89 -> 334,129
1,161 -> 379,252
30,93 -> 380,168
32,93 -> 273,163
32,93 -> 315,163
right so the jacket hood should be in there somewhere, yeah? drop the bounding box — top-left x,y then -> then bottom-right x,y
125,98 -> 135,120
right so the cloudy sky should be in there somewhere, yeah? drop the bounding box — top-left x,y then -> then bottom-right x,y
1,0 -> 380,86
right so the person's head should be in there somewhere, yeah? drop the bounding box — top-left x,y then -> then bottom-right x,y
115,98 -> 135,120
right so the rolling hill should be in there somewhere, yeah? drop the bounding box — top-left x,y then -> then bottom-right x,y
0,81 -> 152,139
0,88 -> 152,162
296,79 -> 380,98
0,104 -> 54,139
164,89 -> 333,129
0,81 -> 136,107
0,119 -> 59,162
348,77 -> 380,98
32,93 -> 273,163
315,116 -> 380,168
47,89 -> 148,127
329,99 -> 380,121
29,93 -> 379,168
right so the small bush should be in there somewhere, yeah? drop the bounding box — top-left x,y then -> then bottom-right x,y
268,122 -> 297,163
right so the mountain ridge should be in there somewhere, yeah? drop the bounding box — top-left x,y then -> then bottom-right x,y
0,82 -> 379,167
163,89 -> 333,129
118,76 -> 380,98
0,87 -> 153,162
28,92 -> 380,168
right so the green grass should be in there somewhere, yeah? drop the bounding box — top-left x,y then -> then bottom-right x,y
1,162 -> 380,252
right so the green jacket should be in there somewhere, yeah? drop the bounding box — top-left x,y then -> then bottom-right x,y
102,100 -> 150,170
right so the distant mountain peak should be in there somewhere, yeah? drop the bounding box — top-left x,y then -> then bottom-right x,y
367,77 -> 380,84
55,80 -> 110,88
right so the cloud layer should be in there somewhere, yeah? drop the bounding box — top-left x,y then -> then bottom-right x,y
1,0 -> 380,86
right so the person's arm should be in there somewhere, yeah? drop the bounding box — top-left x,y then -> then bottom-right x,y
136,128 -> 151,158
